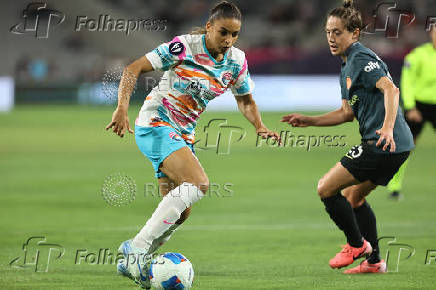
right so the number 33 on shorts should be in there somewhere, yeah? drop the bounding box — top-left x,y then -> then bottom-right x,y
345,145 -> 363,159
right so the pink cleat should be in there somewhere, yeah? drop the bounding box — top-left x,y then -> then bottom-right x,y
344,259 -> 387,274
329,239 -> 372,269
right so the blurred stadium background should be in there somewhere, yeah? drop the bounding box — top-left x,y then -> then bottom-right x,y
1,0 -> 436,289
1,0 -> 435,110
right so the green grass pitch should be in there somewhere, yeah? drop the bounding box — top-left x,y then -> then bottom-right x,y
1,105 -> 435,289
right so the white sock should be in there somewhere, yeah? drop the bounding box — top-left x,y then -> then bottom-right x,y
147,223 -> 180,254
132,182 -> 203,252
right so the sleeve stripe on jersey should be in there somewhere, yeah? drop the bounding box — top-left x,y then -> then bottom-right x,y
234,58 -> 247,83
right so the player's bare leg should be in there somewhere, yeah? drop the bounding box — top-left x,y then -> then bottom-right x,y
317,163 -> 372,268
132,147 -> 208,252
342,181 -> 376,208
342,182 -> 386,273
317,162 -> 360,198
159,146 -> 209,193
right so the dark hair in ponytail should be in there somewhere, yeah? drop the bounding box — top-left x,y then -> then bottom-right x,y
191,1 -> 242,34
328,0 -> 363,35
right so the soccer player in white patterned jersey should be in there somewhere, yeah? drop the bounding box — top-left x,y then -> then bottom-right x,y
135,32 -> 253,144
105,1 -> 280,287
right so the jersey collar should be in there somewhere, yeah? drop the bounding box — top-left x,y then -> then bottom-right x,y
344,41 -> 360,57
202,34 -> 228,65
341,41 -> 360,65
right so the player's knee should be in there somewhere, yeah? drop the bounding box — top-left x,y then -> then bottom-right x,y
177,170 -> 209,194
343,193 -> 353,206
343,190 -> 363,208
349,197 -> 365,208
317,178 -> 328,198
183,175 -> 209,194
344,185 -> 371,208
196,175 -> 209,194
317,178 -> 337,199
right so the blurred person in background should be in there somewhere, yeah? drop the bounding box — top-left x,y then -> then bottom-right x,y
387,25 -> 436,200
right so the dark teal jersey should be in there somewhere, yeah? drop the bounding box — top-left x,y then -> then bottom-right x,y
340,42 -> 414,154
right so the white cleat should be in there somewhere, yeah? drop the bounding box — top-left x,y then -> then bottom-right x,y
117,240 -> 151,289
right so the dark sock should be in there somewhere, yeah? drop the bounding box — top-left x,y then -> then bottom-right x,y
321,193 -> 363,247
353,201 -> 381,263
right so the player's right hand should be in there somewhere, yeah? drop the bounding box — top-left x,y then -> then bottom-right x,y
105,107 -> 134,138
281,113 -> 312,127
406,108 -> 422,123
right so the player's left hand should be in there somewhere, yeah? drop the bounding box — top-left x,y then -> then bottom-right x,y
375,127 -> 396,152
105,106 -> 134,138
256,126 -> 282,145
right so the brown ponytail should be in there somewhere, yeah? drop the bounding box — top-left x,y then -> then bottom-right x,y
328,0 -> 364,36
191,26 -> 207,35
191,1 -> 242,34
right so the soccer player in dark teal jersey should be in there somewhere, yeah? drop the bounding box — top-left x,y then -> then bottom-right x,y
282,0 -> 414,273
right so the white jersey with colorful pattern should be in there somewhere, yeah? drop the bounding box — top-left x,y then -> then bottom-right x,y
135,34 -> 254,144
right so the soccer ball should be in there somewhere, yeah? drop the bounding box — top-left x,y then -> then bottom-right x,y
149,253 -> 194,289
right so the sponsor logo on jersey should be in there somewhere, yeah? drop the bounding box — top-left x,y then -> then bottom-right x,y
221,72 -> 233,86
348,95 -> 359,106
346,77 -> 352,89
364,61 -> 380,72
169,132 -> 182,141
169,41 -> 184,55
185,79 -> 217,100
